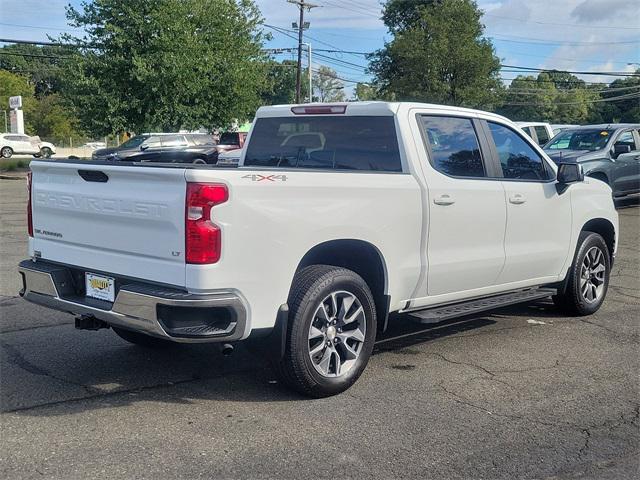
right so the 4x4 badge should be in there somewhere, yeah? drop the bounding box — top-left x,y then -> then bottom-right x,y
242,174 -> 287,182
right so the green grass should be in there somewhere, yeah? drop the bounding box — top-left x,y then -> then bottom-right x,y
0,159 -> 30,172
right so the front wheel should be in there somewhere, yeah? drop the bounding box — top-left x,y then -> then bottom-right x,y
40,147 -> 52,158
275,265 -> 377,398
553,231 -> 610,316
1,147 -> 13,158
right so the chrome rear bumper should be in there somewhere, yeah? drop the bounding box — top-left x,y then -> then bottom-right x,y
18,259 -> 247,343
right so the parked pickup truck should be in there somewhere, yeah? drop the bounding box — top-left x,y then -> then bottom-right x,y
19,102 -> 618,397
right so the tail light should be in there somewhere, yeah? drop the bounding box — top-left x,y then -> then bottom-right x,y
27,171 -> 33,237
291,105 -> 347,115
185,183 -> 228,264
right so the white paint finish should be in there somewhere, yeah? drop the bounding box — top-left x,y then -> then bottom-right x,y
184,168 -> 422,329
26,102 -> 619,338
498,180 -> 572,283
29,161 -> 187,286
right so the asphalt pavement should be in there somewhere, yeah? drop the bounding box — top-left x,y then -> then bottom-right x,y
0,177 -> 638,479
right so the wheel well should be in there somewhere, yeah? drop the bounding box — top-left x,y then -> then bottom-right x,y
587,172 -> 609,184
295,240 -> 389,332
582,218 -> 615,258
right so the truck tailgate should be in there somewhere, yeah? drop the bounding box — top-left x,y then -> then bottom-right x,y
30,161 -> 188,287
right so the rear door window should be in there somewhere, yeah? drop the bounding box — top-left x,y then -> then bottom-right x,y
534,126 -> 550,145
244,116 -> 402,172
161,135 -> 188,148
419,115 -> 486,178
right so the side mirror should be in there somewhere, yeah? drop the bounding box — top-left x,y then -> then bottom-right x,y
612,144 -> 631,158
140,144 -> 149,151
556,162 -> 584,194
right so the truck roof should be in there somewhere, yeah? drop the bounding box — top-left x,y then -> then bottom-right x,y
256,101 -> 513,124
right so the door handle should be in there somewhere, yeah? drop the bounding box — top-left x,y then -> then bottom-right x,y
433,194 -> 455,206
509,193 -> 526,205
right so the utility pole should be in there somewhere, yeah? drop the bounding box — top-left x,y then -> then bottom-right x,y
302,43 -> 312,102
288,0 -> 318,103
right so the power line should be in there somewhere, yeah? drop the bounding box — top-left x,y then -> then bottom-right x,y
488,34 -> 639,46
501,64 -> 640,77
0,22 -> 83,33
503,92 -> 640,106
0,51 -> 70,59
484,13 -> 640,30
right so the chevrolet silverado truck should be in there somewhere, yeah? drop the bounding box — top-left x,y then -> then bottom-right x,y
19,102 -> 618,397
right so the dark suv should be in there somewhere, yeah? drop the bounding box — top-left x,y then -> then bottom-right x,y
544,124 -> 640,198
92,133 -> 218,164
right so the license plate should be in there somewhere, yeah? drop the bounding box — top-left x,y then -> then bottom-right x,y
85,273 -> 115,302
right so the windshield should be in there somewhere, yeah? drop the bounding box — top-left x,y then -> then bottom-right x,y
120,135 -> 148,148
545,129 -> 614,151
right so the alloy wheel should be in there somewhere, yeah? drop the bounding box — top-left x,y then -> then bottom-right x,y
580,246 -> 606,303
308,290 -> 366,378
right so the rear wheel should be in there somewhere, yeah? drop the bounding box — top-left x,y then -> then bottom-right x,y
192,157 -> 207,164
553,231 -> 610,316
112,327 -> 174,349
275,265 -> 376,398
1,147 -> 13,158
40,147 -> 52,158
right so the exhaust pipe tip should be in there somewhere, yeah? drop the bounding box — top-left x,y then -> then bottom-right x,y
221,343 -> 234,356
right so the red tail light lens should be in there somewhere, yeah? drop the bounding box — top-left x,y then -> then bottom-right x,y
185,183 -> 228,264
291,105 -> 347,115
27,171 -> 33,237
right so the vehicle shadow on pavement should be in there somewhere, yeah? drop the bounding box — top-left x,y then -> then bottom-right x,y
615,195 -> 640,209
1,300 -> 561,417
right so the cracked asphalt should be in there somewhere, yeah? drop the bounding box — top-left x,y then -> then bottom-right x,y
1,177 -> 639,479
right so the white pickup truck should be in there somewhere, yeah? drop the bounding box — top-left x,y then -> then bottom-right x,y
19,102 -> 618,397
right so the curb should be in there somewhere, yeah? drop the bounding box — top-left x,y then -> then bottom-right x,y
0,174 -> 28,180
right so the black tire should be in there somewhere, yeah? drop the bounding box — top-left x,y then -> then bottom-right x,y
553,231 -> 610,316
192,157 -> 207,164
1,147 -> 13,158
40,147 -> 52,158
274,265 -> 377,398
112,326 -> 174,349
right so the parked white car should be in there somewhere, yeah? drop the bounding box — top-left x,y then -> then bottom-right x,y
216,147 -> 242,166
19,102 -> 618,397
0,134 -> 56,158
31,137 -> 56,158
516,122 -> 554,146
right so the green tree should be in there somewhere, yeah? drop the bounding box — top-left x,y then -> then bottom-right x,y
354,83 -> 377,101
61,0 -> 269,136
0,43 -> 73,97
0,70 -> 36,133
369,0 -> 502,108
499,74 -> 557,122
312,66 -> 345,102
589,71 -> 640,123
262,60 -> 309,105
498,72 -> 598,123
30,94 -> 83,143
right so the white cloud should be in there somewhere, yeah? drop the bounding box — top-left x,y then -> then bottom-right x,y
256,0 -> 384,30
571,0 -> 639,22
479,0 -> 639,82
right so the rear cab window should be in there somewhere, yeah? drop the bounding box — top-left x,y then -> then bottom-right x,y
418,115 -> 486,178
244,116 -> 402,172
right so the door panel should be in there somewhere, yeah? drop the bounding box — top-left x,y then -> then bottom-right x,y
500,182 -> 571,282
485,121 -> 572,283
414,114 -> 507,296
611,130 -> 640,194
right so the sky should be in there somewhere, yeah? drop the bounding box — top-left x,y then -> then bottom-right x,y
1,0 -> 639,94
